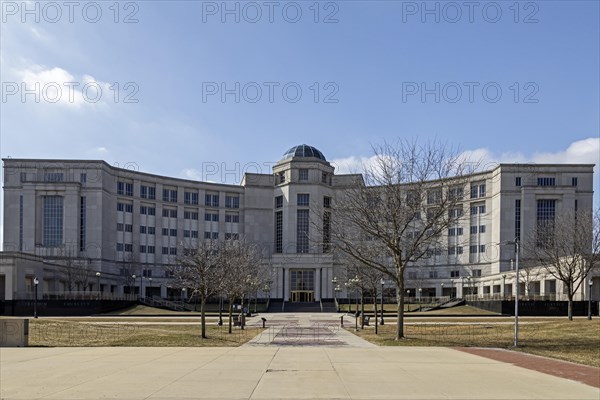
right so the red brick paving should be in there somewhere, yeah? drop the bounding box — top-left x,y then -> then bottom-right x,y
456,347 -> 600,388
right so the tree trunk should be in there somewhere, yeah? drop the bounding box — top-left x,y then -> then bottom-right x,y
228,299 -> 233,334
200,295 -> 207,339
396,281 -> 405,340
360,291 -> 365,329
374,298 -> 378,335
567,293 -> 574,321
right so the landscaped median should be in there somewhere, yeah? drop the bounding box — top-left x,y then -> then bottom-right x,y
345,317 -> 600,367
25,318 -> 264,347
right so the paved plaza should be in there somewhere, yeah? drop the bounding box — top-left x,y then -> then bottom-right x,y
1,313 -> 599,400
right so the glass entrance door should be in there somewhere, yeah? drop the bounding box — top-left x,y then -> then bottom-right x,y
290,270 -> 314,302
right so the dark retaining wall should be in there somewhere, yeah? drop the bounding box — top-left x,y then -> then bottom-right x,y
0,300 -> 136,316
467,300 -> 599,316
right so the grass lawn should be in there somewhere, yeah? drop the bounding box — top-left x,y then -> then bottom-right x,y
28,318 -> 263,347
338,304 -> 499,315
347,318 -> 600,367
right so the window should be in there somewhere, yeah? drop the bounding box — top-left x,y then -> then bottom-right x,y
321,171 -> 328,184
408,272 -> 417,280
163,188 -> 178,202
299,169 -> 308,181
204,232 -> 218,239
275,211 -> 283,253
537,199 -> 556,221
163,209 -> 177,218
323,210 -> 331,253
44,172 -> 64,182
572,177 -> 578,186
515,177 -> 521,186
140,245 -> 147,253
124,244 -> 133,252
225,233 -> 239,240
147,226 -> 155,235
43,196 -> 64,246
449,186 -> 464,200
162,247 -> 169,255
140,225 -> 146,234
161,228 -> 177,237
275,196 -> 283,208
470,204 -> 485,214
297,193 -> 310,206
80,173 -> 87,183
140,205 -> 156,215
184,191 -> 199,205
469,245 -> 478,254
457,246 -> 464,254
184,230 -> 190,238
479,184 -> 486,197
148,246 -> 155,254
449,207 -> 463,218
141,185 -> 156,200
170,228 -> 177,237
479,225 -> 486,233
117,181 -> 133,196
162,228 -> 168,236
205,212 -> 219,222
170,247 -> 177,255
297,209 -> 309,253
470,185 -> 478,199
450,270 -> 460,278
427,189 -> 442,204
225,195 -> 239,209
191,230 -> 198,238
225,213 -> 239,223
205,193 -> 219,207
429,271 -> 438,279
473,269 -> 482,277
79,197 -> 86,251
125,224 -> 133,232
537,177 -> 556,186
470,225 -> 478,234
278,171 -> 285,184
117,203 -> 133,213
184,211 -> 199,220
117,243 -> 124,252
323,196 -> 331,208
448,246 -> 456,255
448,227 -> 463,236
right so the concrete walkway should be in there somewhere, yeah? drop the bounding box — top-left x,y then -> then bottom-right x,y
2,346 -> 598,399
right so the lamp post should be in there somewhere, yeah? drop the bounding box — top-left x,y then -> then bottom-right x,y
467,277 -> 472,297
148,277 -> 152,298
451,279 -> 454,298
460,276 -> 464,298
33,277 -> 39,318
406,289 -> 410,312
345,282 -> 352,313
96,272 -> 101,300
380,278 -> 385,325
418,288 -> 422,312
131,275 -> 136,301
334,285 -> 341,311
441,282 -> 445,299
139,275 -> 143,299
500,240 -> 520,347
502,275 -> 507,300
588,279 -> 593,320
218,293 -> 224,326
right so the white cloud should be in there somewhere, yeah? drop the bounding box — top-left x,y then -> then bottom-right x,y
13,65 -> 112,108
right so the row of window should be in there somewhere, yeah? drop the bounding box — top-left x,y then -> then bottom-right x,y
515,176 -> 578,187
119,203 -> 239,223
118,182 -> 240,207
409,269 -> 481,279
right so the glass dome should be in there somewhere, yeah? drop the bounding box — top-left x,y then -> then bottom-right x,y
282,145 -> 327,161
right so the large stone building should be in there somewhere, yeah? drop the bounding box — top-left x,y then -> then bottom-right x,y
1,145 -> 598,303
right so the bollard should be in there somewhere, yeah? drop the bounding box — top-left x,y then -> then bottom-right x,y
340,315 -> 344,327
261,317 -> 266,328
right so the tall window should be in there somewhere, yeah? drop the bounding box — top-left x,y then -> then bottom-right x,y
275,195 -> 283,208
79,197 -> 86,251
536,199 -> 556,246
515,177 -> 521,186
297,209 -> 309,253
537,177 -> 556,186
184,191 -> 199,205
117,181 -> 133,196
299,169 -> 309,181
225,195 -> 239,208
323,210 -> 331,253
19,195 -> 23,251
205,193 -> 219,207
43,196 -> 63,246
44,172 -> 63,182
297,193 -> 310,206
274,211 -> 283,253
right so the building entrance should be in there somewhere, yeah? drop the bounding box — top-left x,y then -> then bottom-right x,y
290,270 -> 314,302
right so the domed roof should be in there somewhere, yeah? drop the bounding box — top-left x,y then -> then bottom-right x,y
282,144 -> 327,161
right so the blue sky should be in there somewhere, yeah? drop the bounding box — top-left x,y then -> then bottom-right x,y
1,0 -> 599,190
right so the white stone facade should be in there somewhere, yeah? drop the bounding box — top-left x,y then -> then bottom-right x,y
1,145 -> 597,302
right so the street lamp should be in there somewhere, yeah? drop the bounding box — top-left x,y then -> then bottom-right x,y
96,272 -> 101,300
418,288 -> 422,312
148,277 -> 152,298
500,240 -> 520,347
33,277 -> 39,318
334,285 -> 341,311
131,275 -> 136,300
502,275 -> 507,300
345,282 -> 352,313
441,282 -> 445,299
380,278 -> 385,325
139,275 -> 143,299
588,279 -> 593,320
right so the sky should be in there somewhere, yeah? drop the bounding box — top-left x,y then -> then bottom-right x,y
1,1 -> 599,216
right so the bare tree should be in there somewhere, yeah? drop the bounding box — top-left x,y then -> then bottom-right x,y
169,240 -> 222,338
523,208 -> 600,320
330,139 -> 473,340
